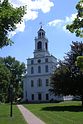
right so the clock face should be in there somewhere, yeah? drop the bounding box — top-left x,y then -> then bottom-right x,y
38,59 -> 41,63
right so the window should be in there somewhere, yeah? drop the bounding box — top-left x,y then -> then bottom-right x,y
38,32 -> 41,38
31,67 -> 34,74
38,66 -> 41,73
37,41 -> 42,50
42,32 -> 45,37
31,80 -> 34,87
45,42 -> 48,50
46,94 -> 49,100
46,79 -> 49,86
37,78 -> 42,87
31,94 -> 34,100
45,58 -> 48,62
38,93 -> 42,100
45,65 -> 48,72
31,60 -> 34,64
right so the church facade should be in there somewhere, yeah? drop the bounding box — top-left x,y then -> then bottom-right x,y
23,26 -> 60,102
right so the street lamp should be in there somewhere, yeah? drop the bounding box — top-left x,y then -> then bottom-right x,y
10,84 -> 13,117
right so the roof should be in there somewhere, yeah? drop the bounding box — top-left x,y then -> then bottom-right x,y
38,26 -> 45,33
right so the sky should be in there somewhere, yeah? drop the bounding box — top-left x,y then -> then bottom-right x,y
0,0 -> 82,64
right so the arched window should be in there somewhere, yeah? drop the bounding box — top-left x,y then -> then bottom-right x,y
42,32 -> 45,38
37,78 -> 42,87
38,66 -> 41,73
45,42 -> 48,50
31,67 -> 34,74
37,41 -> 42,50
39,32 -> 41,38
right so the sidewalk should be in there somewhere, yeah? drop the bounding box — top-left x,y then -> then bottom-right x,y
17,105 -> 46,124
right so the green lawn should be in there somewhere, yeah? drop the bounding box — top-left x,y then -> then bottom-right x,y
0,104 -> 27,124
24,101 -> 83,124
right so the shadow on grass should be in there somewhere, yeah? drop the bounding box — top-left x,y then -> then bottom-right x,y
42,105 -> 83,112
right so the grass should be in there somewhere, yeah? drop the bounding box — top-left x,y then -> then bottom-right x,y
24,101 -> 83,124
0,103 -> 27,124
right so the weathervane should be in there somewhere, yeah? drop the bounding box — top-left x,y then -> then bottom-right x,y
39,22 -> 43,29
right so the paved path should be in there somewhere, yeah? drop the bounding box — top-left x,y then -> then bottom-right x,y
17,105 -> 46,124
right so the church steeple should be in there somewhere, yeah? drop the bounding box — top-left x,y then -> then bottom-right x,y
34,26 -> 50,58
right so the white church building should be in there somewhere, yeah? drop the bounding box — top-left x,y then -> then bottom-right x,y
23,26 -> 61,102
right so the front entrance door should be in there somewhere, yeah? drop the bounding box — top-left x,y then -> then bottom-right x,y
38,93 -> 42,100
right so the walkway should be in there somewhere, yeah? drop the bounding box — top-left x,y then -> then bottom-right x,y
17,105 -> 46,124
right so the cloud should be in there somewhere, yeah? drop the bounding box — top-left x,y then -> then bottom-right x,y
8,20 -> 25,38
65,13 -> 77,23
48,19 -> 63,27
63,13 -> 77,33
48,13 -> 77,33
9,0 -> 54,13
7,0 -> 54,37
24,10 -> 38,21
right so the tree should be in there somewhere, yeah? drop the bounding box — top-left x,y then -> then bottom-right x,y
0,62 -> 11,102
64,41 -> 83,66
0,0 -> 25,48
0,56 -> 26,102
3,56 -> 26,101
66,0 -> 83,37
76,56 -> 83,71
50,41 -> 83,106
50,62 -> 72,96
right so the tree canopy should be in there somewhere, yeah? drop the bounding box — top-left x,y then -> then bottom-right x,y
0,56 -> 26,102
66,0 -> 83,37
0,62 -> 11,102
50,41 -> 83,106
0,0 -> 25,48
